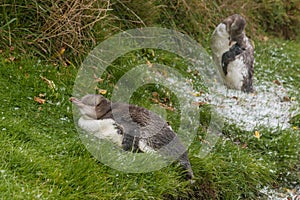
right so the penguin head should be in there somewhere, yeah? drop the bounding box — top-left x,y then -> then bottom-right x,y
223,14 -> 246,45
70,94 -> 111,119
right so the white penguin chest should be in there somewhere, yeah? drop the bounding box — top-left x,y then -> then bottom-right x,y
225,56 -> 248,90
78,118 -> 123,146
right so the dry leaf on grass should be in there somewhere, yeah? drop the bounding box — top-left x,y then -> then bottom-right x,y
146,60 -> 153,67
254,131 -> 261,139
150,98 -> 175,111
98,89 -> 107,95
34,96 -> 46,104
193,102 -> 207,106
93,74 -> 104,83
273,79 -> 282,85
283,96 -> 290,102
40,76 -> 57,91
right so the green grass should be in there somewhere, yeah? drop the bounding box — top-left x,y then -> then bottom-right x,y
0,38 -> 299,199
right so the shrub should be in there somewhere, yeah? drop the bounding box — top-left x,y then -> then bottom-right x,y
0,0 -> 111,63
0,0 -> 299,62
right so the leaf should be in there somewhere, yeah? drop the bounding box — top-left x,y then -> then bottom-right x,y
282,96 -> 290,102
150,98 -> 175,111
254,131 -> 261,139
152,92 -> 159,97
273,79 -> 281,85
59,47 -> 66,55
193,101 -> 207,106
93,74 -> 104,83
98,89 -> 107,95
34,96 -> 46,104
191,92 -> 201,97
146,60 -> 153,67
9,56 -> 15,62
40,76 -> 57,91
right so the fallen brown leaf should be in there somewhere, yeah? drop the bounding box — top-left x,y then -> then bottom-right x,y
283,96 -> 290,102
152,92 -> 159,98
146,60 -> 153,67
93,74 -> 104,83
150,98 -> 175,111
34,96 -> 46,104
193,102 -> 207,106
273,80 -> 281,85
150,98 -> 160,104
9,57 -> 15,62
40,76 -> 56,91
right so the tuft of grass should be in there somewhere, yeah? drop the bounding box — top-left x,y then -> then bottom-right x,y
0,0 -> 111,64
1,0 -> 300,63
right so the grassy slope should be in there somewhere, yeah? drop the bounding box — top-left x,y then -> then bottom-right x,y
0,39 -> 299,199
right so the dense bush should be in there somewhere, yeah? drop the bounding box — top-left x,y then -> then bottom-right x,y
0,0 -> 111,63
0,0 -> 299,63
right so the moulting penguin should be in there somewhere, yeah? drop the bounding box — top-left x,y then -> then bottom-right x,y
70,94 -> 194,180
211,14 -> 254,93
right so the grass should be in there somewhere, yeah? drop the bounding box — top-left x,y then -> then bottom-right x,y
1,1 -> 299,199
0,37 -> 299,199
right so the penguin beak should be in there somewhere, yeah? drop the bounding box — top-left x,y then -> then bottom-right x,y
70,97 -> 98,119
69,97 -> 84,107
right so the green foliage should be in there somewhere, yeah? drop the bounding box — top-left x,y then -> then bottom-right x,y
0,38 -> 299,199
1,0 -> 300,63
0,0 -> 111,63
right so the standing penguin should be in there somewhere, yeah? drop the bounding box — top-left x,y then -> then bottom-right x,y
211,14 -> 254,93
70,94 -> 194,180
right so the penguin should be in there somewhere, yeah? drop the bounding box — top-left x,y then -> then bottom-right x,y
211,14 -> 254,93
70,94 -> 194,180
